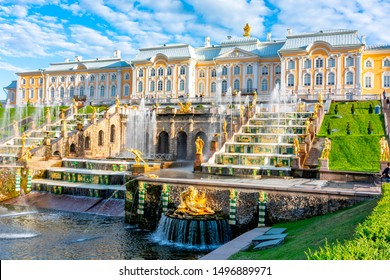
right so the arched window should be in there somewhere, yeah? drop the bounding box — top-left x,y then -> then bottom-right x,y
22,88 -> 25,99
158,67 -> 164,76
247,65 -> 253,74
80,86 -> 84,96
315,57 -> 323,68
247,79 -> 253,92
261,79 -> 268,91
124,73 -> 130,80
51,77 -> 56,83
69,143 -> 76,153
90,75 -> 95,81
365,60 -> 373,68
90,86 -> 95,97
166,80 -> 172,91
138,69 -> 144,77
199,70 -> 205,78
179,79 -> 185,91
346,56 -> 354,67
328,57 -> 336,68
211,69 -> 217,77
111,74 -> 116,80
60,87 -> 65,98
69,86 -> 74,97
150,81 -> 155,92
288,60 -> 295,69
211,82 -> 216,93
124,85 -> 130,96
261,66 -> 268,75
222,66 -> 228,75
29,89 -> 34,99
51,88 -> 55,98
384,58 -> 390,67
39,88 -> 43,98
365,75 -> 372,88
275,65 -> 281,75
98,130 -> 104,146
222,80 -> 227,93
346,71 -> 354,85
110,125 -> 115,143
101,75 -> 106,81
199,82 -> 205,94
234,79 -> 240,90
100,85 -> 105,97
158,80 -> 163,91
138,81 -> 143,92
304,59 -> 311,69
180,66 -> 186,75
327,73 -> 335,85
111,85 -> 116,97
85,136 -> 91,150
287,74 -> 294,87
383,73 -> 390,87
61,76 -> 65,82
234,65 -> 240,75
315,73 -> 323,85
304,73 -> 311,86
167,67 -> 172,76
157,131 -> 169,154
150,68 -> 156,76
70,76 -> 75,82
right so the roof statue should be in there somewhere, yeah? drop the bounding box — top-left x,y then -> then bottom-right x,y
178,101 -> 191,113
243,23 -> 251,37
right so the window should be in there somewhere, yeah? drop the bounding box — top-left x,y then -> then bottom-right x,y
90,86 -> 95,97
60,87 -> 65,98
166,80 -> 172,91
288,60 -> 295,70
101,75 -> 106,81
90,75 -> 95,81
39,78 -> 43,84
180,66 -> 186,75
51,88 -> 55,98
199,70 -> 205,78
70,76 -> 75,82
275,79 -> 281,87
261,79 -> 268,91
151,68 -> 156,77
111,74 -> 116,80
80,75 -> 85,81
61,76 -> 65,82
167,67 -> 172,76
98,130 -> 104,146
22,89 -> 25,99
199,82 -> 205,94
315,73 -> 323,86
69,86 -> 74,97
124,85 -> 130,96
304,73 -> 311,86
85,136 -> 91,150
287,74 -> 294,87
365,60 -> 373,68
100,85 -> 105,97
11,92 -> 14,102
158,80 -> 163,91
247,65 -> 253,74
111,85 -> 116,97
234,65 -> 240,75
80,86 -> 84,96
327,73 -> 335,85
39,88 -> 43,99
138,81 -> 143,92
346,71 -> 354,85
346,56 -> 354,67
247,79 -> 253,92
29,89 -> 34,99
30,78 -> 34,84
315,58 -> 323,68
384,59 -> 390,67
222,66 -> 228,76
328,57 -> 336,68
222,80 -> 227,93
365,75 -> 372,88
234,79 -> 240,90
261,66 -> 268,75
211,82 -> 216,93
158,67 -> 164,76
110,125 -> 115,143
384,74 -> 390,87
150,81 -> 155,92
304,59 -> 311,69
179,79 -> 185,91
124,73 -> 130,80
138,69 -> 144,78
275,65 -> 281,75
22,78 -> 26,85
211,69 -> 217,77
51,77 -> 56,83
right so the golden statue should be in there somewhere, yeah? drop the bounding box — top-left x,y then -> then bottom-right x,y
243,23 -> 251,37
318,92 -> 323,106
21,132 -> 26,148
321,138 -> 332,159
45,108 -> 51,121
175,186 -> 214,216
293,137 -> 300,155
305,119 -> 312,134
22,145 -> 34,161
127,148 -> 148,166
313,103 -> 319,119
229,189 -> 236,200
91,107 -> 96,119
73,98 -> 77,110
178,101 -> 192,113
115,96 -> 120,108
195,136 -> 204,155
223,119 -> 227,134
380,136 -> 389,161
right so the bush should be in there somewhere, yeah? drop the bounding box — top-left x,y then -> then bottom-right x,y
334,104 -> 339,115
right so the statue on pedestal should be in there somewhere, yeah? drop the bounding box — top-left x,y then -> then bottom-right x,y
175,186 -> 215,216
380,136 -> 389,161
293,138 -> 300,156
128,148 -> 148,166
243,23 -> 251,37
321,138 -> 332,159
195,136 -> 204,155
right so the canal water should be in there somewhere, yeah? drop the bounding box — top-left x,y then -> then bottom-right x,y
0,204 -> 206,260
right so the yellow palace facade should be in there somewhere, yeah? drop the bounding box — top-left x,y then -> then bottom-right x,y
6,26 -> 390,106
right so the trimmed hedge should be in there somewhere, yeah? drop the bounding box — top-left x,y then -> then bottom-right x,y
307,184 -> 390,260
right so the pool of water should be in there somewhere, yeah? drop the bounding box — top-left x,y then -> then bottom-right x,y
0,205 -> 207,260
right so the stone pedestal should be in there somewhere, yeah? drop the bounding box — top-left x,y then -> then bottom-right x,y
210,140 -> 218,154
194,153 -> 203,172
132,164 -> 150,175
292,157 -> 301,169
380,161 -> 389,173
319,158 -> 329,171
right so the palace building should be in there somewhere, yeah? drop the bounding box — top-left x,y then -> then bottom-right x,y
5,25 -> 390,106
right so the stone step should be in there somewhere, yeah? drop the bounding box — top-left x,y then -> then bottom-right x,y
265,227 -> 287,235
32,179 -> 125,191
47,167 -> 129,175
304,137 -> 325,167
253,238 -> 284,250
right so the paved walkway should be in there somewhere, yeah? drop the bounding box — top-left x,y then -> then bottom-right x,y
200,227 -> 270,260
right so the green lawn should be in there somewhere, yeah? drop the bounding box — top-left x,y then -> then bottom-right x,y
78,105 -> 108,114
230,199 -> 378,260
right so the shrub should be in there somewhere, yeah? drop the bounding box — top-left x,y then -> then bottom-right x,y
369,104 -> 373,114
327,122 -> 332,135
367,121 -> 373,134
351,104 -> 355,114
346,122 -> 351,135
334,104 -> 338,115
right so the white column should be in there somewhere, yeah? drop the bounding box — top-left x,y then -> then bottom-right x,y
298,57 -> 303,92
186,64 -> 190,95
95,75 -> 98,101
337,54 -> 342,94
206,66 -> 209,97
105,73 -> 108,101
356,53 -> 362,93
117,69 -> 122,98
270,63 -> 274,93
132,68 -> 136,99
253,62 -> 258,91
45,74 -> 49,103
280,58 -> 286,94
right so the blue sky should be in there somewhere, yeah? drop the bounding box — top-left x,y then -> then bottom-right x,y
1,0 -> 390,100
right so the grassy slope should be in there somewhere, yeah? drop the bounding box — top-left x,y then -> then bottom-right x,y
230,199 -> 378,260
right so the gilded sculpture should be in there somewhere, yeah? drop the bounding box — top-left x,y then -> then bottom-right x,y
243,23 -> 251,37
195,136 -> 204,155
128,148 -> 148,166
178,101 -> 192,113
175,186 -> 214,216
321,138 -> 332,159
293,137 -> 300,155
380,136 -> 389,161
115,96 -> 120,108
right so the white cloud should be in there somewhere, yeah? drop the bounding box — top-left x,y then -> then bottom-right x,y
0,61 -> 28,72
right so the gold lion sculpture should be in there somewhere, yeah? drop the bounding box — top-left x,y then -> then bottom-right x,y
175,186 -> 214,216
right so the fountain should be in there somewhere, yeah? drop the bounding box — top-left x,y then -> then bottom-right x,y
153,186 -> 231,248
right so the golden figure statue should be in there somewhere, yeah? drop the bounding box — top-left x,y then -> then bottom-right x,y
305,119 -> 312,134
229,189 -> 236,200
195,136 -> 204,155
313,103 -> 319,119
223,119 -> 227,134
22,145 -> 34,161
91,107 -> 96,119
293,137 -> 300,155
175,186 -> 215,216
178,101 -> 192,113
115,96 -> 120,108
21,132 -> 26,148
127,148 -> 148,166
318,92 -> 323,106
321,138 -> 332,159
45,108 -> 51,122
73,98 -> 77,110
243,23 -> 251,37
380,136 -> 389,161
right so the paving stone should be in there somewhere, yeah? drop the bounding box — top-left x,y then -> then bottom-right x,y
252,233 -> 287,242
253,238 -> 284,250
265,228 -> 287,235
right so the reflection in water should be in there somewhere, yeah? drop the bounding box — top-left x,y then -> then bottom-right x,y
0,205 -> 207,260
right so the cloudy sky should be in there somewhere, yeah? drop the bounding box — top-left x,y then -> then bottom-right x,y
1,0 -> 389,99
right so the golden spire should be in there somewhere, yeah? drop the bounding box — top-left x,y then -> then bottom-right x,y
243,23 -> 251,37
